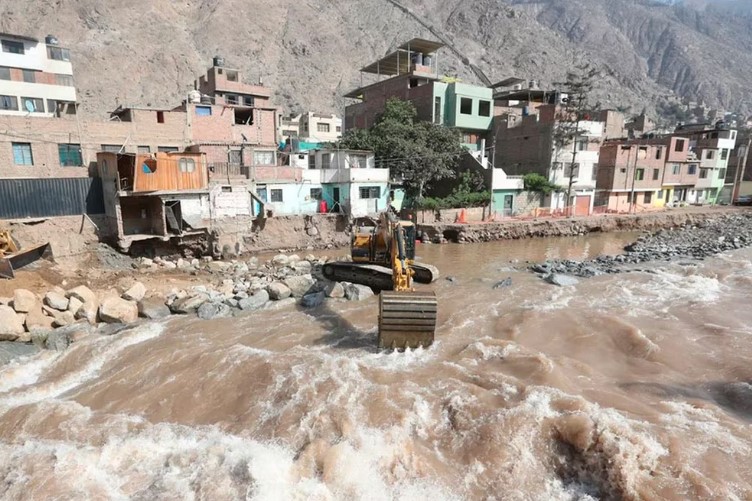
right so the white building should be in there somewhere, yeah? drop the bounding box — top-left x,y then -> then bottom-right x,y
0,33 -> 77,116
299,112 -> 342,142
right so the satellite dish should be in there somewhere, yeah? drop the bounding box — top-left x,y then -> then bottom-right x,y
24,99 -> 35,113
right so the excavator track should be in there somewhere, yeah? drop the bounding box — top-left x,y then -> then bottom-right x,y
322,262 -> 438,290
378,291 -> 437,349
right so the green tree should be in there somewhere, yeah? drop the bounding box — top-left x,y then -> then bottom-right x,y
338,98 -> 464,198
523,172 -> 560,194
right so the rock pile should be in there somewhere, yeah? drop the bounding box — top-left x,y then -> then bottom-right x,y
0,251 -> 374,365
530,213 -> 752,281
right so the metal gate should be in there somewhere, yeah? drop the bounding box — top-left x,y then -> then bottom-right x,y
0,177 -> 105,219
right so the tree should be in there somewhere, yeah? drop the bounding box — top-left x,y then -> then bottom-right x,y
338,98 -> 464,198
552,64 -> 600,213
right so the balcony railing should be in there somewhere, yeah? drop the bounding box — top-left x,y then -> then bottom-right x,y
208,163 -> 304,183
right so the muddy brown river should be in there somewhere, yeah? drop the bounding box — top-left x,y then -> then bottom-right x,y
1,233 -> 752,500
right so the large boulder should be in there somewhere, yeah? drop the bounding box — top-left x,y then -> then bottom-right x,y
138,296 -> 171,320
67,285 -> 98,306
292,260 -> 313,274
98,297 -> 138,324
238,290 -> 270,311
300,291 -> 326,308
263,297 -> 298,311
51,310 -> 76,327
197,301 -> 232,320
267,282 -> 292,300
544,274 -> 580,287
67,296 -> 84,316
46,322 -> 94,351
324,281 -> 345,299
0,342 -> 41,366
0,305 -> 25,341
75,301 -> 98,324
44,291 -> 69,311
12,289 -> 37,313
169,294 -> 207,314
272,254 -> 290,266
344,284 -> 375,301
122,282 -> 147,302
284,275 -> 316,298
25,305 -> 55,333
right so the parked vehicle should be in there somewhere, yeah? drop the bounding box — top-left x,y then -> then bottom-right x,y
734,195 -> 752,206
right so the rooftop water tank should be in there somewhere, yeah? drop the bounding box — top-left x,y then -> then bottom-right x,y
188,90 -> 201,104
213,56 -> 225,67
45,35 -> 59,46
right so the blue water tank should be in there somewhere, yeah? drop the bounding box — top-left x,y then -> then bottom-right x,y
522,106 -> 530,117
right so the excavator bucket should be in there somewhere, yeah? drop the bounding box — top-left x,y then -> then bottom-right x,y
378,291 -> 437,350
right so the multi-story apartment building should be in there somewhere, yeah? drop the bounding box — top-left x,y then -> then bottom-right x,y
277,113 -> 300,141
344,39 -> 494,154
299,112 -> 342,143
0,34 -> 76,117
492,84 -> 626,216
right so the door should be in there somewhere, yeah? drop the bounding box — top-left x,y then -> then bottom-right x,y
332,187 -> 341,212
575,195 -> 591,216
503,194 -> 513,217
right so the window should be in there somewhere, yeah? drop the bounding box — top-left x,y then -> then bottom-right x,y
577,140 -> 587,151
310,188 -> 322,200
179,158 -> 195,172
478,100 -> 491,117
226,70 -> 238,82
652,168 -> 660,180
2,40 -> 24,54
710,132 -> 718,139
620,168 -> 627,174
21,97 -> 44,113
462,132 -> 478,145
655,147 -> 662,160
719,168 -> 727,180
195,105 -> 212,116
58,144 -> 82,166
592,164 -> 598,181
158,146 -> 179,153
706,150 -> 715,160
349,154 -> 367,168
243,96 -> 254,107
22,70 -> 35,83
253,150 -> 275,165
721,148 -> 728,160
321,153 -> 331,169
137,145 -> 151,154
308,154 -> 316,169
228,149 -> 242,164
317,123 -> 330,133
359,186 -> 381,199
0,67 -> 9,80
55,74 -> 74,86
156,111 -> 165,123
270,189 -> 283,202
675,139 -> 685,152
732,131 -> 737,140
699,169 -> 709,179
644,191 -> 652,204
12,143 -> 33,165
336,125 -> 341,133
47,46 -> 70,61
658,190 -> 664,199
564,163 -> 579,177
225,94 -> 238,105
628,192 -> 637,204
688,164 -> 697,175
635,168 -> 644,181
460,97 -> 472,115
672,164 -> 680,175
434,96 -> 442,124
0,95 -> 18,111
102,144 -> 123,153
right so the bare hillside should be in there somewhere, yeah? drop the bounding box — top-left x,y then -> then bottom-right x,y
2,0 -> 750,119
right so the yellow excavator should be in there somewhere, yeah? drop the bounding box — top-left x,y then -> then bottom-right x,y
322,210 -> 438,349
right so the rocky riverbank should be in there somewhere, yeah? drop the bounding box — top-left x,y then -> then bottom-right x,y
529,212 -> 752,280
0,253 -> 370,366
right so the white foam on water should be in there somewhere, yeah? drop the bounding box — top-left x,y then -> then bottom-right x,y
0,350 -> 59,394
0,323 -> 165,409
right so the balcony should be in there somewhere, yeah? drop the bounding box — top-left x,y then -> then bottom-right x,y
208,163 -> 303,183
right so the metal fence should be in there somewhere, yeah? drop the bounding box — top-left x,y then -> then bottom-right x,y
0,177 -> 104,219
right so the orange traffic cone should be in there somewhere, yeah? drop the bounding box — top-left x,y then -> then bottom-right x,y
455,208 -> 467,224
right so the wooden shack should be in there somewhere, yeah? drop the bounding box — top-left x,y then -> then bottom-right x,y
97,152 -> 208,193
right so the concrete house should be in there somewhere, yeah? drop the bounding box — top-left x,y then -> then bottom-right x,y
299,112 -> 342,143
596,141 -> 669,212
97,151 -> 210,252
492,83 -> 627,216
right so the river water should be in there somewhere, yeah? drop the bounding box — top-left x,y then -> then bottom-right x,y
1,233 -> 752,500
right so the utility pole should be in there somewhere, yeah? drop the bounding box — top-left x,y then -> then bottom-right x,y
629,142 -> 641,214
566,111 -> 581,217
732,137 -> 751,204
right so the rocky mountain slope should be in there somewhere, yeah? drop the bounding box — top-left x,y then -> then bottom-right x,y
1,0 -> 750,120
